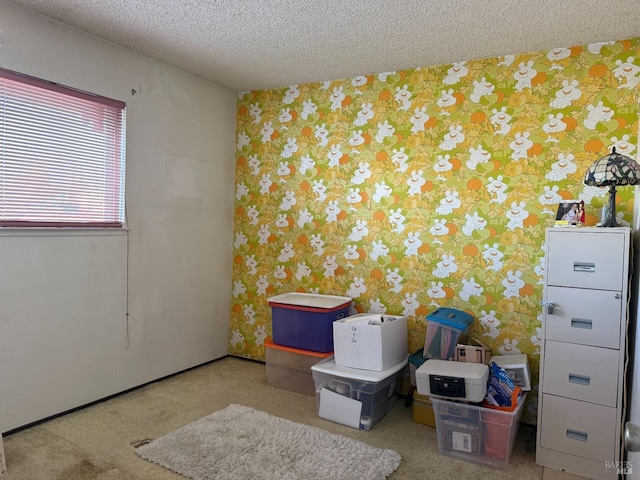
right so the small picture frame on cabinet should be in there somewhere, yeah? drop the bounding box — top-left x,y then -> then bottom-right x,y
555,200 -> 585,226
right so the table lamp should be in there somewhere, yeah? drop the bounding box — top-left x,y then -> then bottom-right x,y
583,147 -> 640,227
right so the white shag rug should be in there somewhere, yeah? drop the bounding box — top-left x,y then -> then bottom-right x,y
135,404 -> 401,480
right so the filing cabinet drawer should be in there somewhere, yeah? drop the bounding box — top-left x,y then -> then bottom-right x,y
542,340 -> 619,407
540,394 -> 616,461
546,230 -> 625,290
544,286 -> 621,348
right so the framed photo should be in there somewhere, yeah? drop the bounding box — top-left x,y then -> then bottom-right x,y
555,200 -> 585,226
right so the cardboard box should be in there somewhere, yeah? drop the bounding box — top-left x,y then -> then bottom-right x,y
333,314 -> 407,371
455,339 -> 492,364
0,433 -> 6,476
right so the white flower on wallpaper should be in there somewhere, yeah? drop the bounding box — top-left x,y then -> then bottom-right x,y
497,54 -> 515,66
437,89 -> 456,115
346,187 -> 363,210
547,47 -> 571,70
279,108 -> 293,128
295,262 -> 311,281
236,131 -> 249,150
255,325 -> 267,345
232,280 -> 246,298
578,183 -> 609,204
230,329 -> 244,347
388,208 -> 406,234
234,231 -> 247,249
344,245 -> 359,265
534,257 -> 545,284
243,304 -> 256,325
256,275 -> 269,295
281,138 -> 298,158
325,200 -> 341,223
482,244 -> 505,272
245,255 -> 257,275
329,86 -> 346,110
327,144 -> 344,166
246,205 -> 259,225
297,208 -> 314,228
299,154 -> 316,174
351,162 -> 372,184
369,298 -> 387,314
279,191 -> 297,211
434,154 -> 453,180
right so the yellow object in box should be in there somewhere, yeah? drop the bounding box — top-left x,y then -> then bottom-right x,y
412,392 -> 436,427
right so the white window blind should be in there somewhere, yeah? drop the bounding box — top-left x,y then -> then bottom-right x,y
0,67 -> 126,227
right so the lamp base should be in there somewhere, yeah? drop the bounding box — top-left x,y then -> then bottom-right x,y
600,185 -> 619,227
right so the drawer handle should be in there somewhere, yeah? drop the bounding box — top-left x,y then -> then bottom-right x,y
570,318 -> 593,330
566,429 -> 588,442
573,262 -> 595,273
568,373 -> 590,386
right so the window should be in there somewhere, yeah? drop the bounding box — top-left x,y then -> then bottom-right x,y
0,67 -> 126,227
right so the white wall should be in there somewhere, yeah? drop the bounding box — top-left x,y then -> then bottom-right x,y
0,1 -> 236,431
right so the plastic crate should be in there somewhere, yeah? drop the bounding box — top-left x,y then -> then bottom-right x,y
268,293 -> 352,352
431,394 -> 527,469
311,356 -> 407,430
423,308 -> 474,360
265,340 -> 332,396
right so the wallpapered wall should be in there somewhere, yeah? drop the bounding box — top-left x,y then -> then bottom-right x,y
230,37 -> 640,423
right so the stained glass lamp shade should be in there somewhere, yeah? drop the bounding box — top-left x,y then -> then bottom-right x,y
584,147 -> 640,227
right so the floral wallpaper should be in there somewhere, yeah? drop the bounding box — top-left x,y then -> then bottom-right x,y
230,37 -> 640,424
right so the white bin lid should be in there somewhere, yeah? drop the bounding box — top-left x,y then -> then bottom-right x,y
311,355 -> 407,381
268,292 -> 352,309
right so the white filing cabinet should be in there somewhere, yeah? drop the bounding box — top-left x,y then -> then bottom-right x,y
537,227 -> 631,479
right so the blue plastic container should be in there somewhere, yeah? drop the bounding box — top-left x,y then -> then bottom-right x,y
423,308 -> 474,360
268,293 -> 352,352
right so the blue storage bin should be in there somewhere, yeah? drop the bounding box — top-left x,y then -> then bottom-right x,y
268,293 -> 352,352
423,308 -> 474,360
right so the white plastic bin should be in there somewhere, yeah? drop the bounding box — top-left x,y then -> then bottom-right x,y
311,356 -> 407,430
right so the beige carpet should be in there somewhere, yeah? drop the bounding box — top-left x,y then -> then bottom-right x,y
1,356 -> 545,480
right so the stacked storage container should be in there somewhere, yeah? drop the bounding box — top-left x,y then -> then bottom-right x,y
311,313 -> 409,430
413,307 -> 527,469
265,293 -> 352,396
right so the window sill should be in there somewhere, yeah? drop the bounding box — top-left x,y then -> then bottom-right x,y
0,227 -> 128,237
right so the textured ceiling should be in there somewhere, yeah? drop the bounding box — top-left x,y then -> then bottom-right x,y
7,0 -> 640,92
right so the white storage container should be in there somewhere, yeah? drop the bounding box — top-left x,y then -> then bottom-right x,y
415,359 -> 488,403
491,354 -> 531,391
311,356 -> 407,430
432,394 -> 527,470
333,313 -> 408,371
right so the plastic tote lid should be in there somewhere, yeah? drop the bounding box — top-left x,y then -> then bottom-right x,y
426,307 -> 474,330
268,292 -> 352,310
